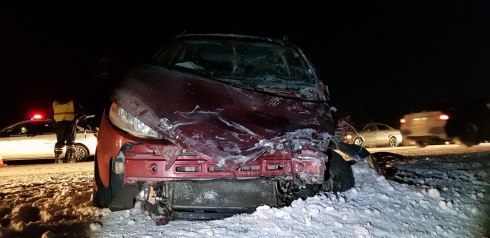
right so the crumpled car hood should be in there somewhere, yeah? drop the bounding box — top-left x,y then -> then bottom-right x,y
110,63 -> 334,169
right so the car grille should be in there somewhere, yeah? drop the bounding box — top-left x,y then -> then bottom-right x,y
170,178 -> 279,211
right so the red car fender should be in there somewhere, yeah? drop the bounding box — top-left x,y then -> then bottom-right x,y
95,110 -> 132,188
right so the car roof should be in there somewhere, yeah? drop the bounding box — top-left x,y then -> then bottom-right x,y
357,123 -> 393,129
1,119 -> 54,130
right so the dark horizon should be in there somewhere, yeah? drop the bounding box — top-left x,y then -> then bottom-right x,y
1,1 -> 490,129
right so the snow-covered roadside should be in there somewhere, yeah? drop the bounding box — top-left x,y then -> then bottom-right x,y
0,162 -> 103,237
1,146 -> 490,238
92,148 -> 490,238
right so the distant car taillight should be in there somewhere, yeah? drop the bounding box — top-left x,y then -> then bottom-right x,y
94,133 -> 99,138
439,114 -> 449,120
400,118 -> 406,124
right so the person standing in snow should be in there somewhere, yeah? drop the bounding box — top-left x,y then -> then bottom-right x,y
52,92 -> 85,163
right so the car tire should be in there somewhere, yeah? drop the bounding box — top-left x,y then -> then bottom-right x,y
93,155 -> 140,211
415,141 -> 427,148
353,137 -> 364,147
322,150 -> 355,193
73,144 -> 89,162
388,137 -> 398,147
460,123 -> 479,147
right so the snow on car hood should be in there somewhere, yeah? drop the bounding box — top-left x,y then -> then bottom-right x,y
110,63 -> 334,169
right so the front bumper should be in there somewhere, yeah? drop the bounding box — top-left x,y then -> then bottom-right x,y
97,109 -> 328,218
120,142 -> 326,184
97,110 -> 327,186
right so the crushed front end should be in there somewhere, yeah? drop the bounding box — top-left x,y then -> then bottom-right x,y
96,109 -> 328,219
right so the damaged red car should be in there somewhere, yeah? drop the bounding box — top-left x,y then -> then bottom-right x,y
92,33 -> 382,220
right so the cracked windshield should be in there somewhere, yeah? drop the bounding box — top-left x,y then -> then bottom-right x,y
152,38 -> 317,93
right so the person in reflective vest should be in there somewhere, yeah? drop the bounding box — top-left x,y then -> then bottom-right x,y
52,97 -> 85,163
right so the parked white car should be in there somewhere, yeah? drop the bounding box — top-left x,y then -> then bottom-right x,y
0,118 -> 98,162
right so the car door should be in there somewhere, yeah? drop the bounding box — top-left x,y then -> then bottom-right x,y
0,126 -> 21,159
1,122 -> 40,159
34,120 -> 57,158
361,124 -> 378,146
375,124 -> 391,145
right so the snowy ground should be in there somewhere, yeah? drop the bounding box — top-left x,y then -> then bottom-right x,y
1,144 -> 490,238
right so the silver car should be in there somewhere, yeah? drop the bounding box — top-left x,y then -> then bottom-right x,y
342,123 -> 403,148
0,119 -> 98,162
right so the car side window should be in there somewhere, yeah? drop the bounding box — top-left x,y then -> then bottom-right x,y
10,124 -> 30,136
36,121 -> 56,135
364,124 -> 377,132
25,122 -> 41,136
377,125 -> 388,131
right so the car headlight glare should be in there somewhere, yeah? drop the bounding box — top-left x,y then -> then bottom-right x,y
109,103 -> 160,139
346,134 -> 352,139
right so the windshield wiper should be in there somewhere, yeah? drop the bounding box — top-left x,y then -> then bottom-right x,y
209,77 -> 258,91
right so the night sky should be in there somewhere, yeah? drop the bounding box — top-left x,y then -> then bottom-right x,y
1,1 -> 490,129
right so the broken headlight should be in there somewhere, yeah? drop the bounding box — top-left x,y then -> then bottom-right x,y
108,103 -> 160,139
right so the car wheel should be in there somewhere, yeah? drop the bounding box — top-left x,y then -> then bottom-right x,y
93,154 -> 140,211
353,137 -> 364,147
460,123 -> 479,147
73,144 -> 89,162
415,141 -> 427,148
322,150 -> 355,192
388,137 -> 398,147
